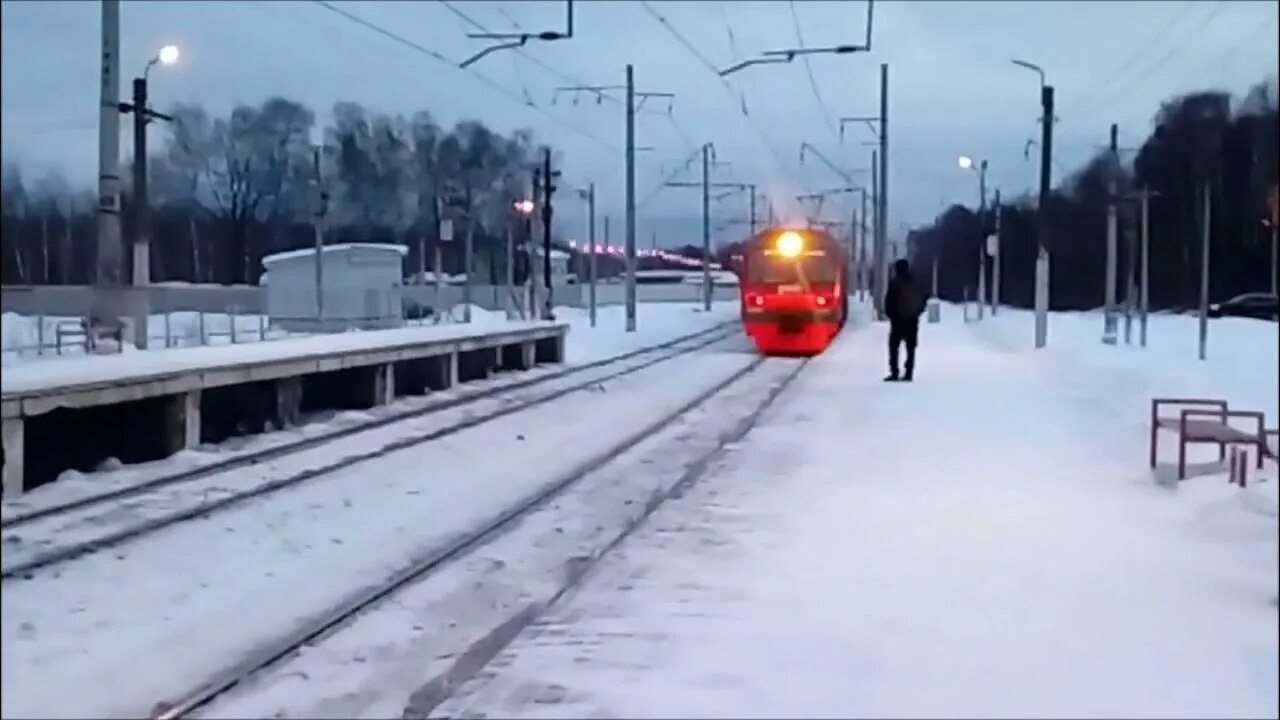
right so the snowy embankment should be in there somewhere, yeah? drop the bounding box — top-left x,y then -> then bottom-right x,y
0,302 -> 738,517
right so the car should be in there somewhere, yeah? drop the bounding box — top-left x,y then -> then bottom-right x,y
1207,292 -> 1279,321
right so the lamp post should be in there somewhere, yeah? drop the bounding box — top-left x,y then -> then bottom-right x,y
117,44 -> 178,349
513,198 -> 535,319
1013,58 -> 1053,348
958,155 -> 988,319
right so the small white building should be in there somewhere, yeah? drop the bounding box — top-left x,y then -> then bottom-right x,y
533,247 -> 575,285
262,243 -> 407,332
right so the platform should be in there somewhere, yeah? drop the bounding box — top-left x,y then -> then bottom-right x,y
1,321 -> 568,496
433,312 -> 1278,719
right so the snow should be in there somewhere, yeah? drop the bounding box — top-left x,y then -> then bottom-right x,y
261,242 -> 408,265
2,310 -> 295,365
0,339 -> 759,718
0,315 -> 561,395
432,306 -> 1278,719
1,302 -> 739,392
0,302 -> 737,524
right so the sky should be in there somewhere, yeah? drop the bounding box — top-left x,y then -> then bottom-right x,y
2,0 -> 1277,248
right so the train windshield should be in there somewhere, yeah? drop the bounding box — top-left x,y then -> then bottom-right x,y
746,252 -> 839,284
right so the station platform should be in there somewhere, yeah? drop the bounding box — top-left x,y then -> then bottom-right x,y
433,312 -> 1279,719
2,321 -> 568,496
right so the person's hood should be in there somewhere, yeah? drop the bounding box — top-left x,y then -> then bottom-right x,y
893,259 -> 912,279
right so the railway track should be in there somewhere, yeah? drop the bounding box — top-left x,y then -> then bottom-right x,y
0,324 -> 738,580
151,354 -> 809,720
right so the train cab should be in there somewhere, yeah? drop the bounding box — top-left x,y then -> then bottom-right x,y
739,226 -> 849,355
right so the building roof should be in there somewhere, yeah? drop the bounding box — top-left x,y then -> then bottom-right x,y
262,243 -> 409,266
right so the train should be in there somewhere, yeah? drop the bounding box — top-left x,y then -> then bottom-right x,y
739,225 -> 850,356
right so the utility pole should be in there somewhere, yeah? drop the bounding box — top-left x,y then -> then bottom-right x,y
877,62 -> 889,322
870,149 -> 879,310
1122,187 -> 1161,348
977,160 -> 987,321
541,147 -> 558,321
556,68 -> 672,331
580,184 -> 598,327
91,0 -> 124,350
311,146 -> 328,328
464,183 -> 475,323
1103,123 -> 1119,345
992,188 -> 1001,315
860,186 -> 870,301
1034,85 -> 1054,349
1198,181 -> 1212,361
625,65 -> 638,332
749,190 -> 757,236
701,143 -> 712,310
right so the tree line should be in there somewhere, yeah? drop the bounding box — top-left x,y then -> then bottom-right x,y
907,77 -> 1278,311
1,98 -> 550,287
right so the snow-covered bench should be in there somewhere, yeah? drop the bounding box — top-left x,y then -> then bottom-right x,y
1149,398 -> 1269,481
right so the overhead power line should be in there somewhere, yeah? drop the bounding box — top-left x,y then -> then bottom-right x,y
312,0 -> 615,150
788,1 -> 841,144
638,0 -> 807,190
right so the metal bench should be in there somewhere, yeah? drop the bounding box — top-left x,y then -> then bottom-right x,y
1149,398 -> 1269,480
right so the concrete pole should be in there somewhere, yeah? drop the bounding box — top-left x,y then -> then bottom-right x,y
860,186 -> 869,300
505,220 -> 515,319
1140,188 -> 1150,347
701,143 -> 712,311
1104,123 -> 1119,344
977,161 -> 987,321
1198,181 -> 1211,361
870,150 -> 880,314
876,62 -> 890,321
541,148 -> 555,320
1034,86 -> 1054,349
587,185 -> 597,327
624,64 -> 638,332
313,146 -> 326,328
92,0 -> 125,346
992,188 -> 1001,315
749,188 -> 757,236
464,184 -> 475,323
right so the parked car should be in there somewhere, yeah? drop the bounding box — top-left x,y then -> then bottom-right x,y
1207,292 -> 1279,321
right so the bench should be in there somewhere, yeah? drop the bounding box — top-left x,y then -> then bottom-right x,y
1149,398 -> 1270,481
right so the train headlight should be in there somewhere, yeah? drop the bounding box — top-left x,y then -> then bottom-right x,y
776,231 -> 804,258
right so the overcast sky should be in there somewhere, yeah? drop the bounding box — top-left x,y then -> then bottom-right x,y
2,0 -> 1277,245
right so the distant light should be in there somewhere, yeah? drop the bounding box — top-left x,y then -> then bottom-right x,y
158,45 -> 180,65
513,199 -> 535,215
957,155 -> 974,170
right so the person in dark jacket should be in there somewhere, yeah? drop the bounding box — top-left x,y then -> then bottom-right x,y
883,258 -> 926,381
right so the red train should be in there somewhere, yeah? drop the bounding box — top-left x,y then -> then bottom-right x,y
739,226 -> 850,355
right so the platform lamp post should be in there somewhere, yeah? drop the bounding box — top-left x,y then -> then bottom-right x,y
958,155 -> 988,320
117,43 -> 178,349
513,198 -> 536,319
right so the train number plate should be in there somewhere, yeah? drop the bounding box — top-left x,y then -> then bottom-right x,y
778,284 -> 804,294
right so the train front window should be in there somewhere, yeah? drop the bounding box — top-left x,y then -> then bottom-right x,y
746,253 -> 839,284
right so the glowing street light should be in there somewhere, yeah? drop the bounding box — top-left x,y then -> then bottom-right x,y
513,199 -> 535,215
958,155 -> 974,170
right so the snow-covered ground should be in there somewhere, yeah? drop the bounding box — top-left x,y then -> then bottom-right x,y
0,301 -> 737,520
0,319 -> 750,718
433,307 -> 1279,719
0,302 -> 737,394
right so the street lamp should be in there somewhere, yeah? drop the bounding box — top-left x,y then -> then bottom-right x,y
152,44 -> 180,73
958,155 -> 990,319
1013,57 -> 1053,349
118,43 -> 179,348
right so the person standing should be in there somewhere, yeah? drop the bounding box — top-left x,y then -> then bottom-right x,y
883,258 -> 927,382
